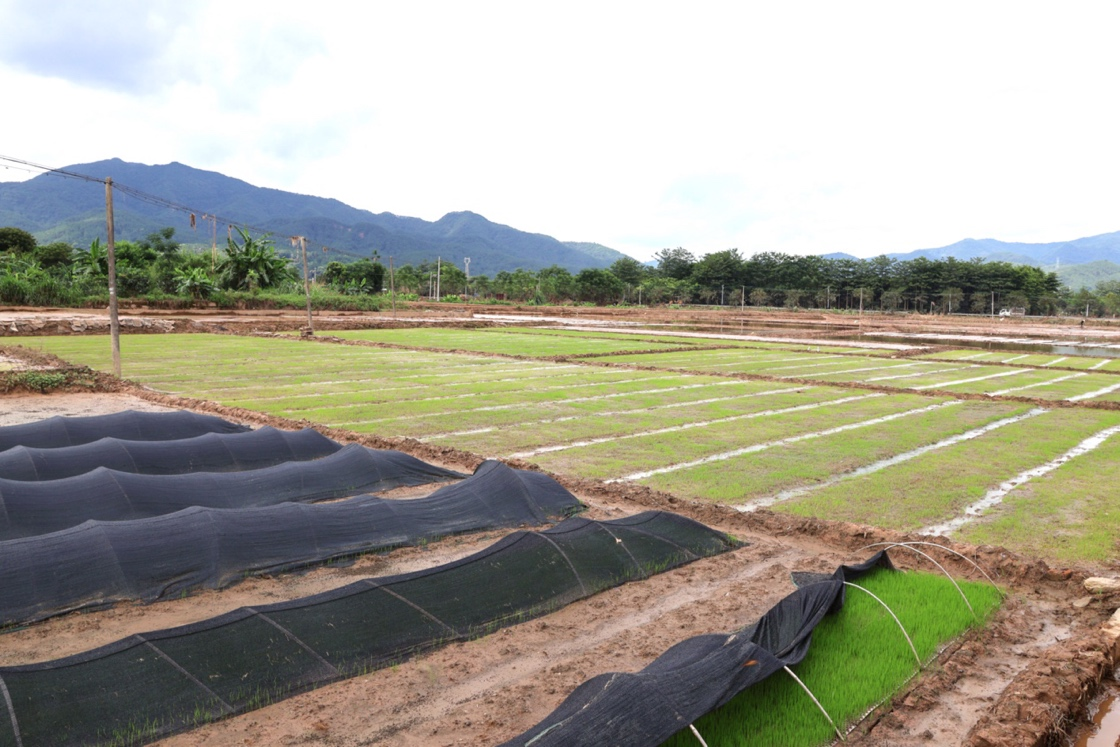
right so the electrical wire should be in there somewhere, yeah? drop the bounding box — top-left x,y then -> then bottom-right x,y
0,154 -> 364,258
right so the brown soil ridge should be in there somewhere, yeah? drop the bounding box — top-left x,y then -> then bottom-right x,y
964,627 -> 1114,747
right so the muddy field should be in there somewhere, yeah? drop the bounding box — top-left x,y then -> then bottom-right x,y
2,307 -> 1120,746
0,386 -> 1114,747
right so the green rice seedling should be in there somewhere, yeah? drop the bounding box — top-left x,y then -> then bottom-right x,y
643,401 -> 1032,503
956,427 -> 1120,564
781,408 -> 1120,531
662,568 -> 1002,747
534,394 -> 937,480
329,328 -> 682,356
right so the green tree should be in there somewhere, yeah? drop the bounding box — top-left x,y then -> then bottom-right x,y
574,268 -> 625,304
0,227 -> 36,255
654,247 -> 696,280
609,257 -> 646,286
217,228 -> 296,291
34,242 -> 74,270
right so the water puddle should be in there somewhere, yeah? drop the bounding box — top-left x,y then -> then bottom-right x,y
1071,674 -> 1120,747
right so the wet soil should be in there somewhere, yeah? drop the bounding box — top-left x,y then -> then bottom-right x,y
2,308 -> 1120,746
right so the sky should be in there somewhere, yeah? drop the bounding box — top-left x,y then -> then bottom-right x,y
3,1 -> 1120,262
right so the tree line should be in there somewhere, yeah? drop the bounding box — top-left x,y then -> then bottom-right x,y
2,225 -> 1118,316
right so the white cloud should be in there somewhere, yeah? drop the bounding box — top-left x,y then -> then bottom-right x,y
3,0 -> 1120,261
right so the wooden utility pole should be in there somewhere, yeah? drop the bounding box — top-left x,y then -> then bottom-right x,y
105,178 -> 121,377
436,256 -> 441,301
298,236 -> 313,333
389,256 -> 396,316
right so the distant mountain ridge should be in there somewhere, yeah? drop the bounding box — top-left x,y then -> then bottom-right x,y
887,233 -> 1120,266
0,158 -> 630,275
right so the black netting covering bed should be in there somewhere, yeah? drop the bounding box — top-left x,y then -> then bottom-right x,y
0,444 -> 463,540
0,511 -> 739,747
0,427 -> 342,481
0,460 -> 582,626
0,410 -> 249,452
499,553 -> 895,747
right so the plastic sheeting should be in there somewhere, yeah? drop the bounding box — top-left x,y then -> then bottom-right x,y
0,410 -> 249,452
0,460 -> 582,625
0,427 -> 342,481
499,553 -> 895,747
0,511 -> 740,747
0,444 -> 463,540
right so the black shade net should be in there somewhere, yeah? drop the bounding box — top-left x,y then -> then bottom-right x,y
0,444 -> 463,540
0,460 -> 582,626
0,411 -> 249,453
0,427 -> 341,481
499,552 -> 895,747
0,511 -> 739,747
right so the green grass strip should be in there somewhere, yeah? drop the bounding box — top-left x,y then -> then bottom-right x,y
327,328 -> 685,356
780,408 -> 1120,531
956,427 -> 1120,564
642,401 -> 1031,503
533,394 -> 936,481
663,568 -> 1002,747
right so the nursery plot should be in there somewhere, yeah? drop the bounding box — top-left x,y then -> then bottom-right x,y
298,374 -> 708,426
660,567 -> 1002,747
639,400 -> 1031,503
779,407 -> 1120,532
917,350 -> 1120,372
531,393 -> 937,481
813,361 -> 973,384
886,365 -> 1030,390
440,385 -> 845,457
350,378 -> 764,439
955,427 -> 1120,564
953,371 -> 1120,400
325,328 -> 691,356
596,348 -> 873,375
222,369 -> 640,411
225,369 -> 667,415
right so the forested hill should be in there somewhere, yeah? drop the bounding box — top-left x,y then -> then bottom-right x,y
0,159 -> 630,275
888,233 -> 1120,266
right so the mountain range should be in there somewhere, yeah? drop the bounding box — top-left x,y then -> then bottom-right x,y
825,234 -> 1120,288
0,159 -> 629,275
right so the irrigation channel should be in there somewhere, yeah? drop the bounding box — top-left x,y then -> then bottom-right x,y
3,307 -> 1120,747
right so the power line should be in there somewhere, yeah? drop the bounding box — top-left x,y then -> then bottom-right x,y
0,154 -> 364,259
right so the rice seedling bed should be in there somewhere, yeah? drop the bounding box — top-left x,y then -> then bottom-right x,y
596,349 -> 865,375
300,374 -> 710,421
778,408 -> 1120,531
641,401 -> 1032,503
888,366 -> 1021,390
532,393 -> 933,481
918,350 -> 1120,372
814,361 -> 969,383
326,328 -> 688,356
761,359 -> 921,378
663,567 -> 1002,747
341,379 -> 760,437
955,372 -> 1120,400
955,427 -> 1120,564
221,368 -> 652,410
483,327 -> 714,348
430,386 -> 843,456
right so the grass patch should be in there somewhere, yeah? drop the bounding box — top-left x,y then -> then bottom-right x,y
663,567 -> 1002,747
781,408 -> 1120,531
